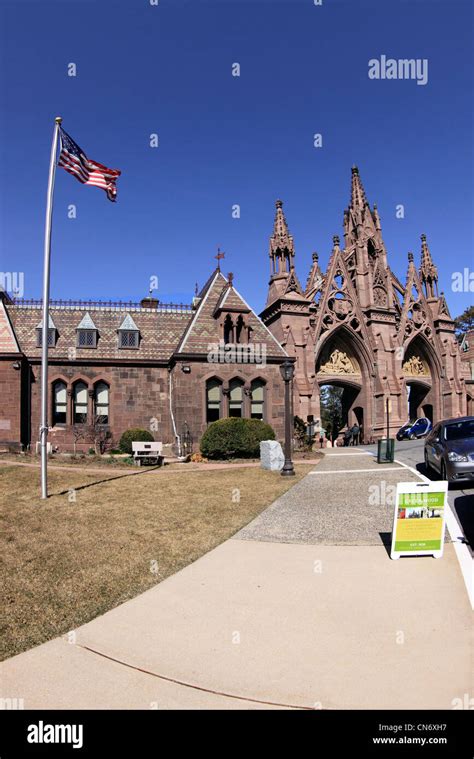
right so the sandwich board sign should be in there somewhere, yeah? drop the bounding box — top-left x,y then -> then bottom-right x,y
390,481 -> 448,560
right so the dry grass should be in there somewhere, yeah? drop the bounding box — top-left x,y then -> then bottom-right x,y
0,463 -> 312,660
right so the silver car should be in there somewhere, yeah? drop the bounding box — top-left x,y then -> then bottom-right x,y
424,416 -> 474,482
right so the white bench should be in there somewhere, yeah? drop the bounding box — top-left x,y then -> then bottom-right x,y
132,441 -> 164,466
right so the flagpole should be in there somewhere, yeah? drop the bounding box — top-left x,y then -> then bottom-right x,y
40,116 -> 62,499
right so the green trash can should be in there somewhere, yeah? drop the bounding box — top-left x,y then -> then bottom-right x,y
377,438 -> 395,463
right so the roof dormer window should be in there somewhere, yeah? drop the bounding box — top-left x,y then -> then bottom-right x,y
118,314 -> 140,349
36,315 -> 57,347
76,312 -> 98,348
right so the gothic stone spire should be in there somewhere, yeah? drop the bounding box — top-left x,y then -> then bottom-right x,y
350,165 -> 369,210
269,199 -> 295,276
419,233 -> 438,298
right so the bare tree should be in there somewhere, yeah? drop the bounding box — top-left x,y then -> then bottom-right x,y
86,416 -> 112,455
71,425 -> 86,457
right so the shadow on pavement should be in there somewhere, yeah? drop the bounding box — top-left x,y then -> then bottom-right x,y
451,494 -> 474,550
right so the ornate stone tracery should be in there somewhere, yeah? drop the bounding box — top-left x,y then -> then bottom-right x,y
259,168 -> 469,437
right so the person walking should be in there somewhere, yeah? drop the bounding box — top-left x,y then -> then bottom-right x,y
343,428 -> 352,447
351,423 -> 360,446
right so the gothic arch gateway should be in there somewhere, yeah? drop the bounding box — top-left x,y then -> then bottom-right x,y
260,167 -> 468,442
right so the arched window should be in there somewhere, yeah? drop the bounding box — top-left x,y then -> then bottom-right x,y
206,378 -> 222,423
223,314 -> 234,344
94,382 -> 109,424
229,379 -> 244,418
52,381 -> 67,425
73,382 -> 88,424
250,379 -> 265,420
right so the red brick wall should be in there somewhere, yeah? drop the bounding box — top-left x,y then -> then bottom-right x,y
29,363 -> 171,451
21,360 -> 287,453
170,361 -> 286,445
0,358 -> 22,448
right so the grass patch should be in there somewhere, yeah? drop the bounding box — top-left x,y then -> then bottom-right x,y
0,463 -> 312,660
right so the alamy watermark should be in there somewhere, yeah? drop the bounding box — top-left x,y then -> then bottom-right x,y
368,55 -> 428,86
0,271 -> 24,297
207,339 -> 267,364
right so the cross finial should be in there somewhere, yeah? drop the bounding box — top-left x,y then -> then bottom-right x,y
215,247 -> 225,270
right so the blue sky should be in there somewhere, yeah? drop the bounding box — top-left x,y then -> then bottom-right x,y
0,0 -> 472,316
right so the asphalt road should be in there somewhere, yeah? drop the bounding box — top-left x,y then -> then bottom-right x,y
361,438 -> 474,552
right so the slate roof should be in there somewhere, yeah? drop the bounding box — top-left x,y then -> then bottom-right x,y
178,270 -> 287,357
4,270 -> 287,362
35,314 -> 57,329
118,313 -> 139,331
0,300 -> 20,353
7,303 -> 193,361
76,312 -> 98,330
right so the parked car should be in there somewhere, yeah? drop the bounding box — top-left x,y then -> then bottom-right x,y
424,416 -> 474,482
396,417 -> 432,441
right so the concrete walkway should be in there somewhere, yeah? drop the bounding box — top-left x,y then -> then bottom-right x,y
1,450 -> 471,709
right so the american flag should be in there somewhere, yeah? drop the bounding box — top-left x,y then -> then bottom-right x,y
58,127 -> 121,202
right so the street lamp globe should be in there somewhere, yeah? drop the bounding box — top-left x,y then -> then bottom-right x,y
280,359 -> 294,382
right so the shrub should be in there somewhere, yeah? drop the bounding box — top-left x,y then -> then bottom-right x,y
119,428 -> 154,454
200,417 -> 275,459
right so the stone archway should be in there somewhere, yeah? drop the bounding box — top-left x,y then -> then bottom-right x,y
314,327 -> 374,443
401,335 -> 442,423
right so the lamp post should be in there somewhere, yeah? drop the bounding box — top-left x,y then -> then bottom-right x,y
280,359 -> 295,476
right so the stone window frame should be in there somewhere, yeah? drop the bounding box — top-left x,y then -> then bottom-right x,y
36,327 -> 57,348
76,329 -> 97,349
94,380 -> 110,425
205,376 -> 223,424
118,329 -> 140,350
250,377 -> 267,421
51,379 -> 67,427
72,380 -> 89,425
49,375 -> 112,429
228,377 -> 245,418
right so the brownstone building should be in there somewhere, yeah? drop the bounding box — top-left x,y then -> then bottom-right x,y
0,167 -> 469,452
0,270 -> 288,452
261,167 -> 469,440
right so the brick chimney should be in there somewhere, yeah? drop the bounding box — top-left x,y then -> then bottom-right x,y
140,296 -> 159,309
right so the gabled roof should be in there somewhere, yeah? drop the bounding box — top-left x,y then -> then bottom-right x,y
118,313 -> 139,331
213,283 -> 251,316
36,314 -> 56,329
76,312 -> 97,330
177,270 -> 287,357
0,300 -> 20,353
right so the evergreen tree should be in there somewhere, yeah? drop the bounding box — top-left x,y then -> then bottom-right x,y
320,385 -> 344,443
454,305 -> 474,341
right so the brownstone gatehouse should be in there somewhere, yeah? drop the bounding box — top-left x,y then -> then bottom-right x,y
0,167 -> 469,451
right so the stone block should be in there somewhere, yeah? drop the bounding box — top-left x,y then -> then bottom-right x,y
260,440 -> 284,471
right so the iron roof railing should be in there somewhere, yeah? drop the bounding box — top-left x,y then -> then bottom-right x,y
11,298 -> 193,313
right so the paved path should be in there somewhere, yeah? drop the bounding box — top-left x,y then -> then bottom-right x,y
1,449 -> 471,710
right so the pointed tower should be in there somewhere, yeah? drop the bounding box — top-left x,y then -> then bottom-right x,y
343,166 -> 377,249
305,252 -> 323,301
260,200 -> 317,422
342,166 -> 395,314
419,233 -> 439,299
266,200 -> 303,304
